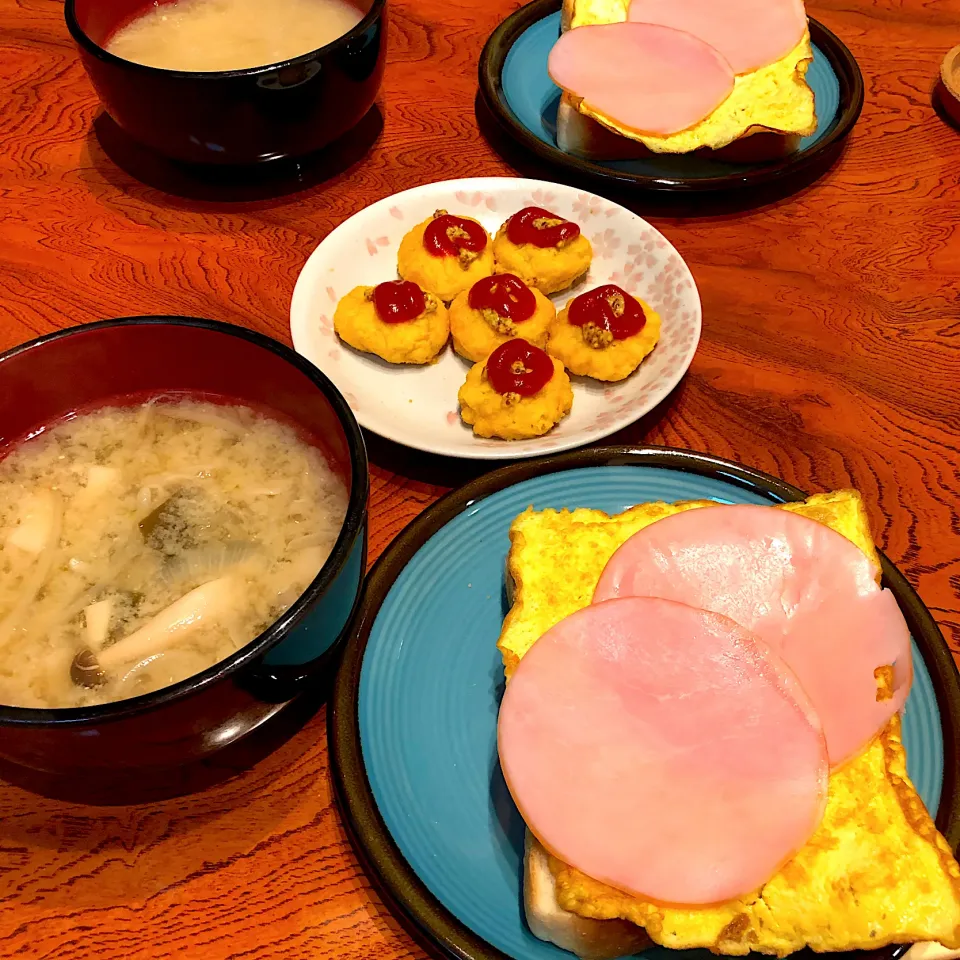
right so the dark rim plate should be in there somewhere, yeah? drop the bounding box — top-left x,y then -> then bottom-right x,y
332,446 -> 960,960
477,0 -> 865,194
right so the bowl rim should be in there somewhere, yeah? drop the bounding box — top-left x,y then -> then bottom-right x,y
63,0 -> 385,80
940,43 -> 960,100
331,444 -> 960,960
0,315 -> 369,727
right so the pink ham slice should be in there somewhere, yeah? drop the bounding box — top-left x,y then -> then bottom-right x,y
627,0 -> 808,75
593,505 -> 913,768
547,23 -> 735,136
498,597 -> 829,905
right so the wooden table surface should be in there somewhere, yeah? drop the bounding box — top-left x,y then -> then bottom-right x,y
2,0 -> 959,956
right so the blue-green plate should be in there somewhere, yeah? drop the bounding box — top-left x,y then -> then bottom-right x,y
332,447 -> 960,960
477,0 -> 864,195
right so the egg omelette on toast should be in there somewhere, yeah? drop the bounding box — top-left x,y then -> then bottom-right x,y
555,0 -> 817,159
497,490 -> 960,957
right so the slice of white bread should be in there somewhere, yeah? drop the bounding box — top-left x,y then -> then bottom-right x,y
525,832 -> 652,960
499,491 -> 960,957
555,0 -> 817,160
525,835 -> 960,960
556,95 -> 803,163
909,945 -> 960,960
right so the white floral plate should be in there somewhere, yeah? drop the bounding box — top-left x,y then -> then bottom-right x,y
289,177 -> 701,460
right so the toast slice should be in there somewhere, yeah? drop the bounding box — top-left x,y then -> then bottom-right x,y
556,95 -> 803,163
525,832 -> 653,960
555,0 -> 817,159
499,491 -> 960,957
524,847 -> 960,960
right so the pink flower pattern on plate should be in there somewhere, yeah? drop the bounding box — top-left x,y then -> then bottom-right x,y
572,192 -> 604,222
592,228 -> 621,260
592,410 -> 621,431
628,242 -> 658,270
610,260 -> 646,287
530,189 -> 557,207
365,236 -> 390,256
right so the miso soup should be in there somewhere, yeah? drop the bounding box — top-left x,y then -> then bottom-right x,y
0,399 -> 348,709
105,0 -> 366,72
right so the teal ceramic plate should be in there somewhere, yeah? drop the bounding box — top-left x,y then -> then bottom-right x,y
477,0 -> 864,194
332,447 -> 960,960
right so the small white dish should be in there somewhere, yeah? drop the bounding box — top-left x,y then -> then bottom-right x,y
289,176 -> 701,459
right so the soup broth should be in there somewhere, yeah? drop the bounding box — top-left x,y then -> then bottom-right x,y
105,0 -> 366,72
0,400 -> 348,709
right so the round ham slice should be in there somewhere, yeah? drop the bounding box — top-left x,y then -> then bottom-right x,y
498,597 -> 829,905
547,23 -> 735,137
593,505 -> 913,768
627,0 -> 808,75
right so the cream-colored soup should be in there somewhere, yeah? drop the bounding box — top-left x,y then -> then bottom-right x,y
106,0 -> 366,72
0,400 -> 348,709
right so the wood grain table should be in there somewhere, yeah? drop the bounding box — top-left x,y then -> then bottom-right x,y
1,0 -> 959,956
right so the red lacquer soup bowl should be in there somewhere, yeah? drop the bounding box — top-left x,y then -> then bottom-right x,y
0,317 -> 368,785
65,0 -> 386,164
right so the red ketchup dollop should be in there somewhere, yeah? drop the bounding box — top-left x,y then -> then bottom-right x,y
423,214 -> 488,258
468,274 -> 537,323
372,281 -> 425,324
568,284 -> 645,341
506,207 -> 581,248
486,339 -> 554,397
